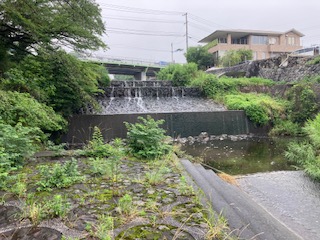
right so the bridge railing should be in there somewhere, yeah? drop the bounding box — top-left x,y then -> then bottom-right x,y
80,56 -> 169,68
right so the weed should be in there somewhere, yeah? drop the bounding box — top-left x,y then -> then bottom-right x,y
86,214 -> 114,240
45,194 -> 70,218
125,116 -> 172,159
36,158 -> 85,191
118,194 -> 133,216
178,176 -> 194,196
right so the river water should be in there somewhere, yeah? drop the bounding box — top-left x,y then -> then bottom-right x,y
181,137 -> 320,240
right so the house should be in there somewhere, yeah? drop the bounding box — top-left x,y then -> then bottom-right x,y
199,29 -> 304,64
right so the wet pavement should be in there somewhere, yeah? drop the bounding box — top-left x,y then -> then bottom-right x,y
238,171 -> 320,240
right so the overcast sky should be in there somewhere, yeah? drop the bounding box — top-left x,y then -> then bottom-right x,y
94,0 -> 320,63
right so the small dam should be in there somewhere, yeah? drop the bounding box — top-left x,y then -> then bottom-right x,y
64,80 -> 256,144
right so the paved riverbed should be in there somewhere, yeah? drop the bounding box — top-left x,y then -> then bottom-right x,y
238,171 -> 320,240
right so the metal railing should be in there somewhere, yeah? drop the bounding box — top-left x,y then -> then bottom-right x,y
80,55 -> 169,68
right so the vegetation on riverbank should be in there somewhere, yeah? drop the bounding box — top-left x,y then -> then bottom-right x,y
157,63 -> 320,135
285,113 -> 320,180
0,117 -> 234,239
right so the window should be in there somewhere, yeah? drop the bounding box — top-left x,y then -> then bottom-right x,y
218,38 -> 227,43
251,35 -> 268,45
269,37 -> 277,45
231,37 -> 248,45
287,36 -> 295,45
262,52 -> 266,59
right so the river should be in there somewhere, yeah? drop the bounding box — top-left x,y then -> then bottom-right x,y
181,137 -> 320,240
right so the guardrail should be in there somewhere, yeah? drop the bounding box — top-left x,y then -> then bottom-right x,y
80,56 -> 169,68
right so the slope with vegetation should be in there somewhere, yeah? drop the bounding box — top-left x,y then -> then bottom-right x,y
0,0 -> 111,181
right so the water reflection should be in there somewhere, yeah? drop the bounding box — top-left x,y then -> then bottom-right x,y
181,137 -> 298,175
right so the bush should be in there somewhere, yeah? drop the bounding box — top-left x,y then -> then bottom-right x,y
0,121 -> 42,167
304,114 -> 320,148
224,93 -> 286,126
36,159 -> 84,191
1,50 -> 110,117
0,90 -> 66,132
156,63 -> 198,86
125,116 -> 171,159
84,126 -> 113,157
286,84 -> 318,124
269,120 -> 301,136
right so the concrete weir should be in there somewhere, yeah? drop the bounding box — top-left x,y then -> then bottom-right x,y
181,159 -> 303,240
64,111 -> 250,144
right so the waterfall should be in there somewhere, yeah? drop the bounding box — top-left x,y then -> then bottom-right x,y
94,80 -> 226,114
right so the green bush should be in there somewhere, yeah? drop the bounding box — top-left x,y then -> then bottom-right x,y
286,84 -> 318,124
304,114 -> 320,148
224,93 -> 285,126
0,90 -> 66,132
156,63 -> 198,86
190,74 -> 274,97
269,120 -> 301,136
84,126 -> 113,157
1,51 -> 110,117
125,116 -> 172,159
0,121 -> 42,167
306,56 -> 320,65
285,113 -> 320,180
36,159 -> 84,191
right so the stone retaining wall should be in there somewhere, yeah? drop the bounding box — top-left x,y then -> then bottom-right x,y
207,56 -> 320,82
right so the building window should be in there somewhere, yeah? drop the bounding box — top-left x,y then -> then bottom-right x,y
231,37 -> 248,45
269,37 -> 277,45
218,38 -> 227,43
287,36 -> 295,45
252,35 -> 268,45
262,52 -> 266,59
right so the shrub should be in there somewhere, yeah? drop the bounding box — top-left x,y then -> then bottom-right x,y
286,84 -> 318,124
285,142 -> 316,165
0,90 -> 66,132
36,159 -> 84,191
156,63 -> 199,86
306,56 -> 320,65
125,116 -> 172,159
0,121 -> 42,167
45,194 -> 70,218
84,126 -> 113,157
304,114 -> 320,148
224,93 -> 285,126
269,120 -> 301,136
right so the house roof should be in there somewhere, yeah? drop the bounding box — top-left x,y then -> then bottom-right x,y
199,29 -> 305,43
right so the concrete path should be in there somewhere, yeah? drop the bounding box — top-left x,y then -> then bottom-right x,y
238,171 -> 320,240
181,159 -> 303,240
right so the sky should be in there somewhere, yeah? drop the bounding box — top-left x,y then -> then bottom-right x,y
94,0 -> 320,63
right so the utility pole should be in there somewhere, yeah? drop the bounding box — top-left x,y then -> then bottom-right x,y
184,13 -> 189,52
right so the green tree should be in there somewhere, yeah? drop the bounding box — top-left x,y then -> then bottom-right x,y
221,49 -> 253,67
0,0 -> 106,56
1,50 -> 110,116
156,63 -> 198,86
185,46 -> 214,70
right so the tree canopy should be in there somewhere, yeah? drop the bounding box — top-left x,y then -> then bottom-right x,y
220,49 -> 253,67
185,46 -> 214,70
0,0 -> 106,70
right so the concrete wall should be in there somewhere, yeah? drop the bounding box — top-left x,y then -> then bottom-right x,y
63,111 -> 253,144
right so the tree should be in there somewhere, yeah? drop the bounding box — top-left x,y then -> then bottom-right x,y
185,46 -> 214,70
221,49 -> 253,67
0,0 -> 106,68
156,63 -> 198,86
1,50 -> 110,117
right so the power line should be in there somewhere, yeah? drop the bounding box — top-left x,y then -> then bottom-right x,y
189,14 -> 227,28
109,44 -> 170,53
103,15 -> 184,24
99,3 -> 184,16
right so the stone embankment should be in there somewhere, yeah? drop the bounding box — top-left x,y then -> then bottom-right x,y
207,55 -> 320,82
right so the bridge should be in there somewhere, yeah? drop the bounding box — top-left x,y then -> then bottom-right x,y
81,56 -> 169,80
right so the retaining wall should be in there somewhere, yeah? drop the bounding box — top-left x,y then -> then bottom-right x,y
63,111 -> 259,144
